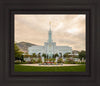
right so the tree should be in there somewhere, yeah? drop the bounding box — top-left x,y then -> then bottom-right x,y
53,54 -> 55,58
79,50 -> 86,60
42,53 -> 46,58
14,43 -> 23,60
20,55 -> 24,62
37,53 -> 41,58
73,55 -> 79,58
59,53 -> 62,57
63,53 -> 70,58
32,53 -> 37,58
54,53 -> 59,57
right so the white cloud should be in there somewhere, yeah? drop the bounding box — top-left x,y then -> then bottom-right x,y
15,14 -> 86,51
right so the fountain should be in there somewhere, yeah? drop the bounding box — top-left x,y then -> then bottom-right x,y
41,57 -> 44,63
55,57 -> 58,62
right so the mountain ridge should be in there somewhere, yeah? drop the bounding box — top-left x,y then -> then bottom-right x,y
16,42 -> 37,53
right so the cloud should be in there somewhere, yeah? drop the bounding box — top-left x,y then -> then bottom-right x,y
15,14 -> 86,51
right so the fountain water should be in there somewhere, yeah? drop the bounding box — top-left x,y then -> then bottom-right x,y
55,57 -> 58,62
41,57 -> 44,63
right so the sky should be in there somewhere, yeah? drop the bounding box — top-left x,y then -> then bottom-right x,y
14,14 -> 86,51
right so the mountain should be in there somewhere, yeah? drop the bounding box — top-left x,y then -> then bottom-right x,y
16,42 -> 37,53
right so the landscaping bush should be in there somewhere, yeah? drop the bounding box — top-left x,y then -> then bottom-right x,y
80,62 -> 86,64
49,58 -> 53,62
64,60 -> 68,64
75,62 -> 86,64
31,59 -> 36,64
52,58 -> 55,62
14,61 -> 21,64
37,58 -> 42,63
57,58 -> 63,63
27,61 -> 33,64
21,62 -> 28,64
14,61 -> 27,64
64,59 -> 86,64
54,62 -> 57,65
32,59 -> 36,64
64,58 -> 75,64
44,58 -> 47,62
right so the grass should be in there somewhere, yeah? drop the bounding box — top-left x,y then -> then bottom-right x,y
14,64 -> 86,72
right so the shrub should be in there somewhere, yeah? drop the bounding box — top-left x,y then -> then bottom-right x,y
75,62 -> 86,64
57,58 -> 63,63
32,59 -> 36,64
44,58 -> 46,62
64,60 -> 68,64
54,62 -> 57,65
80,62 -> 86,64
14,61 -> 28,64
64,58 -> 75,64
52,58 -> 55,62
49,58 -> 53,62
21,62 -> 28,64
31,59 -> 36,64
27,61 -> 33,64
14,61 -> 21,64
37,58 -> 42,63
15,60 -> 21,62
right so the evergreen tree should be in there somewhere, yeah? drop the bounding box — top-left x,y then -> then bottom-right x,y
14,43 -> 23,60
79,50 -> 86,60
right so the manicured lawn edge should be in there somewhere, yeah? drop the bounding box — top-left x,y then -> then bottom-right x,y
14,64 -> 86,72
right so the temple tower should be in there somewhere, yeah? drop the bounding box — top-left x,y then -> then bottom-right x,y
48,22 -> 53,43
48,22 -> 53,58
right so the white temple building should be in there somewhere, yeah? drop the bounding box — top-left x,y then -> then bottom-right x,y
28,23 -> 72,58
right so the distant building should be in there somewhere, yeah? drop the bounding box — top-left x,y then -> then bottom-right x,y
28,23 -> 72,58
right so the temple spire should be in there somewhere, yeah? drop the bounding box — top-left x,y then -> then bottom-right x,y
48,21 -> 52,43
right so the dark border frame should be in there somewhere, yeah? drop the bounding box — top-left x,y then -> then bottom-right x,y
0,0 -> 100,86
11,10 -> 89,77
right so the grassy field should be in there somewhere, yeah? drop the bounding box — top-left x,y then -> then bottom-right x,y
14,64 -> 86,72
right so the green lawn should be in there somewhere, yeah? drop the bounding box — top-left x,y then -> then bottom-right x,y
14,64 -> 86,72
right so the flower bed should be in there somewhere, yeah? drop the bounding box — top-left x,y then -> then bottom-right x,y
40,62 -> 63,65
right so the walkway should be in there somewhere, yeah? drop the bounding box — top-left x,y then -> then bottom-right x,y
20,64 -> 83,67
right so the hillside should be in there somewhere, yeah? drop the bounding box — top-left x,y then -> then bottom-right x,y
16,42 -> 37,53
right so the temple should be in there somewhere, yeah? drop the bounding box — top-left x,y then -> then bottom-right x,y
28,22 -> 72,58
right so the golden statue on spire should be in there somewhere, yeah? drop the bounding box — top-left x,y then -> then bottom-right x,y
49,21 -> 51,30
49,21 -> 51,25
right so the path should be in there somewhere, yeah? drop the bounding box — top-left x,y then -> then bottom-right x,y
20,64 -> 83,67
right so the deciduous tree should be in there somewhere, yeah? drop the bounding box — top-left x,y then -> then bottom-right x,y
79,50 -> 86,60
